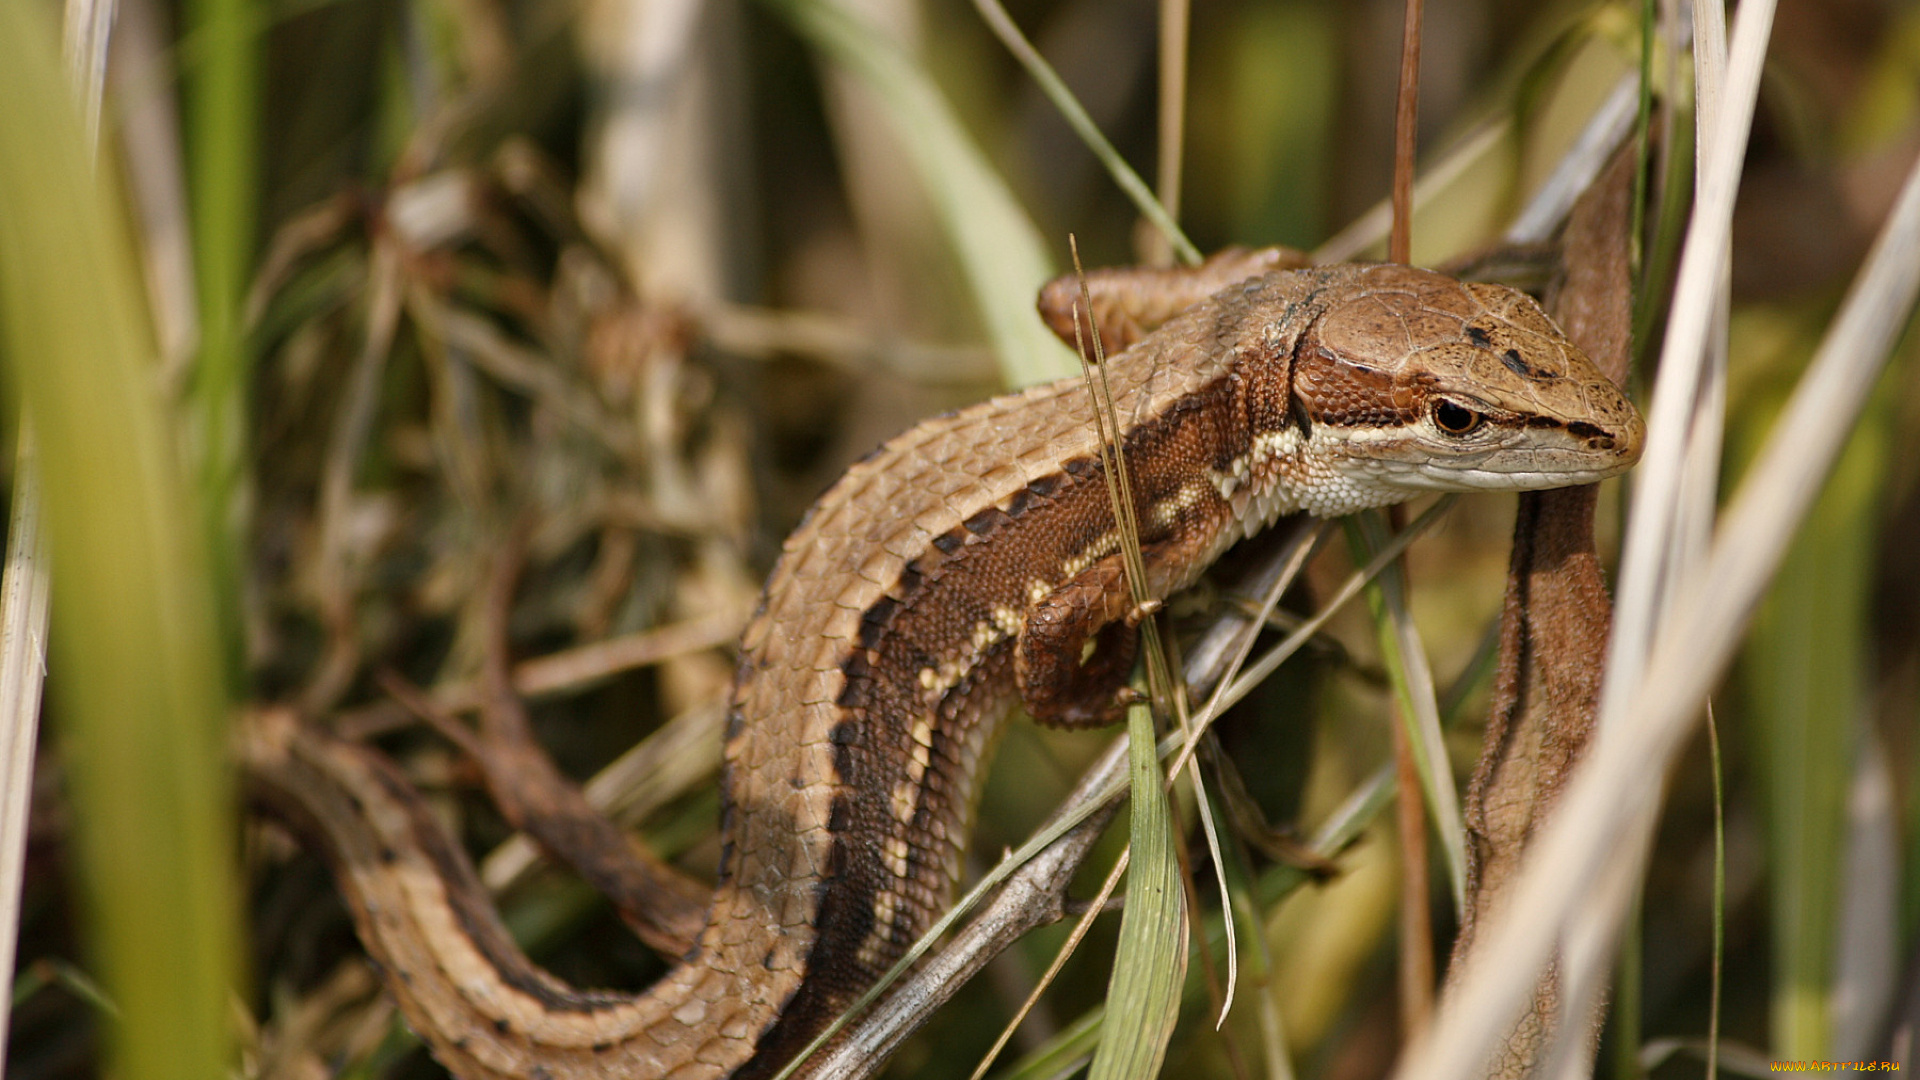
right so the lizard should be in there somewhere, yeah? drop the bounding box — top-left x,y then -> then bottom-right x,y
244,250 -> 1644,1079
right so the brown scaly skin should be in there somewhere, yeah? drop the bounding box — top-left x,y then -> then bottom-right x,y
244,254 -> 1643,1079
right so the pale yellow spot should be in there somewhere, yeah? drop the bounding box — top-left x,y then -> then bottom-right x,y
905,720 -> 935,793
1151,480 -> 1211,526
885,836 -> 912,881
858,892 -> 900,967
1027,578 -> 1053,605
991,605 -> 1022,637
919,658 -> 970,702
970,620 -> 1000,652
1061,531 -> 1120,579
891,780 -> 918,824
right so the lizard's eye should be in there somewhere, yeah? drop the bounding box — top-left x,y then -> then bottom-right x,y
1432,400 -> 1483,436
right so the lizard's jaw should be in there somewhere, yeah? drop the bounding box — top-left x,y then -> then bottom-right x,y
1227,405 -> 1642,518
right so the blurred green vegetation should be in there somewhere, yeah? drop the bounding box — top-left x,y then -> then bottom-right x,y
3,1 -> 1917,1078
0,6 -> 234,1080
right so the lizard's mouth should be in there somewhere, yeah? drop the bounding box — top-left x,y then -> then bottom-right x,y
1386,452 -> 1641,492
1318,401 -> 1644,494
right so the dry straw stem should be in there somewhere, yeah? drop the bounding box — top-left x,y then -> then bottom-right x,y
1148,0 -> 1191,270
1398,77 -> 1920,1080
60,0 -> 113,149
1604,0 -> 1753,706
1537,0 -> 1735,1068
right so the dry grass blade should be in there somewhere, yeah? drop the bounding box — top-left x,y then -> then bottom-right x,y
1602,0 -> 1770,702
60,0 -> 114,148
1397,132 -> 1920,1080
0,433 -> 51,1069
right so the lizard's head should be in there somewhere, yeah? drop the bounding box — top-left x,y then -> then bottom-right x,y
1288,263 -> 1643,500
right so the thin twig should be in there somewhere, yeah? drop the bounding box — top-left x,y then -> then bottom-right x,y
1390,0 -> 1424,265
302,238 -> 405,714
1387,4 -> 1434,1014
337,608 -> 745,737
966,847 -> 1133,1080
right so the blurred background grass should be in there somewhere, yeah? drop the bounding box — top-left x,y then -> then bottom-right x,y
3,0 -> 1919,1078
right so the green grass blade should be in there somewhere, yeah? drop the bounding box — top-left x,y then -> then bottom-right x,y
1346,511 -> 1468,914
997,765 -> 1396,1080
1219,826 -> 1294,1079
1089,703 -> 1189,1080
1708,711 -> 1725,1080
0,7 -> 236,1080
967,0 -> 1200,266
996,1008 -> 1103,1080
183,0 -> 258,679
762,0 -> 1072,386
